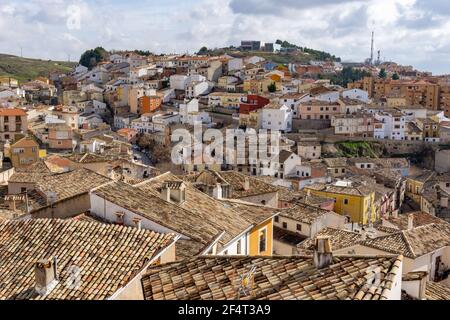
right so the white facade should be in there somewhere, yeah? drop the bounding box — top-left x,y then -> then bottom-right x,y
170,75 -> 189,90
342,89 -> 370,103
314,91 -> 340,103
375,112 -> 406,140
228,58 -> 244,72
261,105 -> 293,133
179,99 -> 211,125
186,81 -> 210,99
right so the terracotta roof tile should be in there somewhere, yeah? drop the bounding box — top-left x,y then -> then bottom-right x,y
142,255 -> 403,300
0,219 -> 176,300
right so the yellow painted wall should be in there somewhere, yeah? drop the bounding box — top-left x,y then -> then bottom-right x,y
249,219 -> 273,256
406,179 -> 424,204
305,189 -> 375,225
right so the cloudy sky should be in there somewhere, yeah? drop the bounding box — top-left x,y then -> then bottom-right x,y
0,0 -> 449,74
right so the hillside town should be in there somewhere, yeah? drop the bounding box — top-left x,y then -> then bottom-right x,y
0,40 -> 449,301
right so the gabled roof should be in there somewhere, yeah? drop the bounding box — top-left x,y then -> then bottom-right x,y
298,228 -> 364,252
361,223 -> 450,259
93,173 -> 256,251
0,108 -> 27,116
279,203 -> 339,225
217,171 -> 279,198
0,219 -> 176,300
11,137 -> 39,148
141,255 -> 403,300
384,212 -> 448,231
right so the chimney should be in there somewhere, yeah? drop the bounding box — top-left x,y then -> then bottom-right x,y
161,181 -> 186,204
115,212 -> 125,225
243,177 -> 250,191
408,214 -> 414,231
133,217 -> 142,230
35,257 -> 58,296
313,236 -> 333,269
361,229 -> 367,241
160,185 -> 171,202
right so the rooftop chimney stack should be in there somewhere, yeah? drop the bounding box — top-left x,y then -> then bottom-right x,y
35,257 -> 58,296
133,217 -> 142,230
213,183 -> 223,200
161,181 -> 186,204
408,214 -> 414,231
314,236 -> 333,269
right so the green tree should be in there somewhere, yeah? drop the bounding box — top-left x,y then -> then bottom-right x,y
379,68 -> 387,79
197,46 -> 209,55
79,47 -> 108,69
268,82 -> 277,93
392,73 -> 400,80
134,50 -> 153,56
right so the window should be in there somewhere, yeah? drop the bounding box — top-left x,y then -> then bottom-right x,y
297,224 -> 302,232
282,222 -> 288,229
274,216 -> 279,223
259,229 -> 267,253
237,240 -> 242,255
344,199 -> 349,205
20,187 -> 27,194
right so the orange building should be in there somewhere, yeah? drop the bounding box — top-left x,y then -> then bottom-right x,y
0,108 -> 28,142
138,95 -> 162,115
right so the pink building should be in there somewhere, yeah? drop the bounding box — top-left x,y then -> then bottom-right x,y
298,100 -> 343,120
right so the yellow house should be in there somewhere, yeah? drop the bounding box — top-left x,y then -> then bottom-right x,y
239,110 -> 261,128
244,78 -> 281,94
208,92 -> 246,109
7,137 -> 40,168
249,218 -> 274,256
305,183 -> 376,225
406,171 -> 436,205
0,76 -> 19,88
387,96 -> 407,108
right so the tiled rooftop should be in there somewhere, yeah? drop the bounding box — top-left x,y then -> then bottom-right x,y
297,228 -> 364,253
93,173 -> 257,252
142,255 -> 403,300
362,223 -> 450,259
0,219 -> 176,300
279,203 -> 339,225
425,282 -> 450,300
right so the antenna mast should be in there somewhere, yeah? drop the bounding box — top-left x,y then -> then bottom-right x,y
370,31 -> 374,65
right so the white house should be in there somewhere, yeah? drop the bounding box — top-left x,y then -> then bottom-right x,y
245,56 -> 265,65
73,64 -> 89,76
228,58 -> 244,72
279,93 -> 310,118
179,99 -> 211,126
110,54 -> 125,64
342,89 -> 370,103
374,111 -> 406,140
261,103 -> 293,133
78,113 -> 104,128
78,100 -> 108,116
170,75 -> 189,90
186,81 -> 210,99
